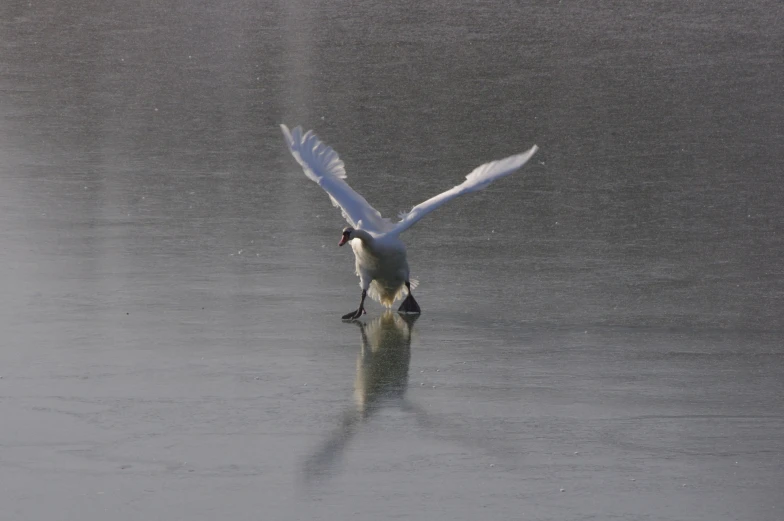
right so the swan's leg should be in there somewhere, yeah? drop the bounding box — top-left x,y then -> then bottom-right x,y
398,281 -> 421,314
342,290 -> 367,320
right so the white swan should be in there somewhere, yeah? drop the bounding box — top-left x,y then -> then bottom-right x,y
280,124 -> 538,319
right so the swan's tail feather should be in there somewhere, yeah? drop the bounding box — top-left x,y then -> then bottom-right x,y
365,281 -> 412,308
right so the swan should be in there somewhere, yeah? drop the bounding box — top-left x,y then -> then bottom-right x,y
280,124 -> 538,319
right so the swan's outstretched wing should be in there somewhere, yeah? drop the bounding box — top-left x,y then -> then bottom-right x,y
281,124 -> 391,233
390,145 -> 539,235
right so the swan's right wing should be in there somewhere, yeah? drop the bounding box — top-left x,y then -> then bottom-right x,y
281,125 -> 391,233
389,145 -> 539,235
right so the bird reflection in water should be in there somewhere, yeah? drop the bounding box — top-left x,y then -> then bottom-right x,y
303,311 -> 418,482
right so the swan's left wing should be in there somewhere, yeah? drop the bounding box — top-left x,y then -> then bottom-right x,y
389,145 -> 539,235
281,124 -> 391,233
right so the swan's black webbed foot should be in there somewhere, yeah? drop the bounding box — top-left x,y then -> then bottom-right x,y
397,282 -> 421,314
397,295 -> 420,314
341,307 -> 366,320
342,289 -> 368,320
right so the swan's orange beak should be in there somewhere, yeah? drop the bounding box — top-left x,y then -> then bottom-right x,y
338,234 -> 349,246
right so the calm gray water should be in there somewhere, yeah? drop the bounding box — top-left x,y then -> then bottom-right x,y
1,1 -> 782,520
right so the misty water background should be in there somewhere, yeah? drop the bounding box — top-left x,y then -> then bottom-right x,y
1,1 -> 782,520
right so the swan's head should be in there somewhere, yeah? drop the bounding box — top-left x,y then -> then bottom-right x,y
338,227 -> 354,247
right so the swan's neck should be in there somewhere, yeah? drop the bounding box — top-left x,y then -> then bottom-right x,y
352,229 -> 375,246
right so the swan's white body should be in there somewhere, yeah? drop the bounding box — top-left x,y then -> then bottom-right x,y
280,124 -> 538,312
349,231 -> 411,307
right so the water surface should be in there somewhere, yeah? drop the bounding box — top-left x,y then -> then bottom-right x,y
1,1 -> 782,520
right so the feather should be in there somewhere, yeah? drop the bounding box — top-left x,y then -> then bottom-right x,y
280,124 -> 392,233
390,145 -> 538,235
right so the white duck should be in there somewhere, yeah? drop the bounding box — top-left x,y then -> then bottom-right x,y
280,124 -> 538,319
